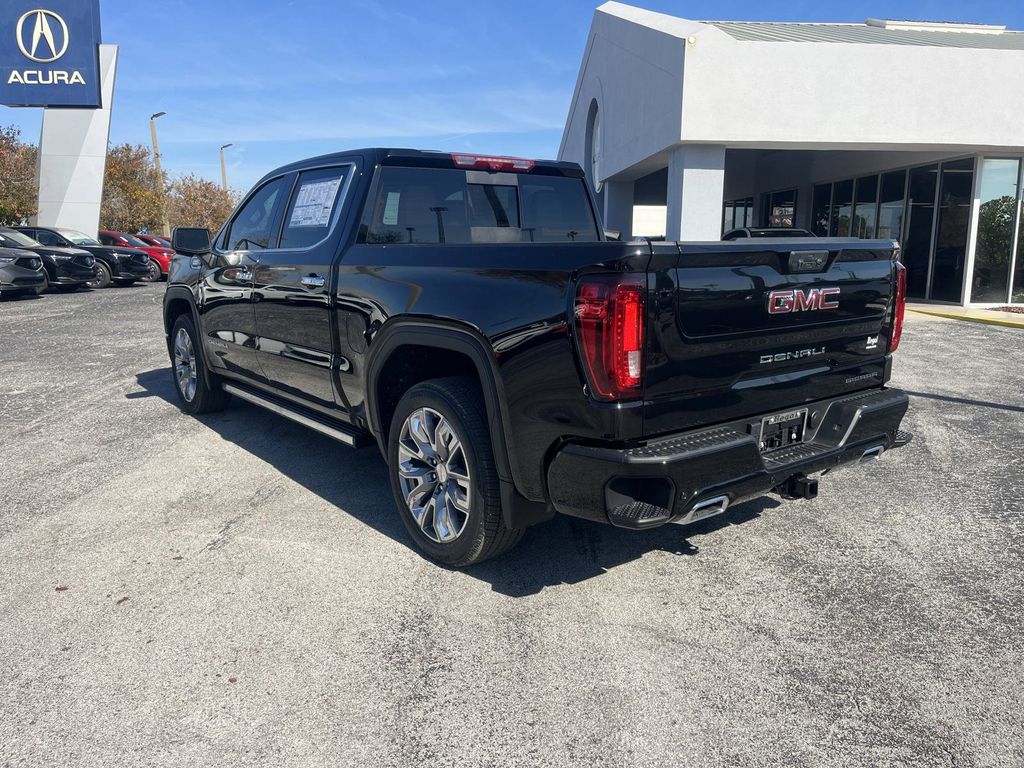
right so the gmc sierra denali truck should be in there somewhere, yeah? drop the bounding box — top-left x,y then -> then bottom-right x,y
163,149 -> 911,566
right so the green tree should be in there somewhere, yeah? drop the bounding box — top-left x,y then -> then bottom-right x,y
0,125 -> 38,226
100,143 -> 166,233
167,174 -> 238,234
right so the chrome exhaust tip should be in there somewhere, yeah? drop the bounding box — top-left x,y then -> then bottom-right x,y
860,445 -> 884,464
674,495 -> 730,526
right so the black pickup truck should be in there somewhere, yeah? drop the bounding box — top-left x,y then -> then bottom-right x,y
163,149 -> 910,566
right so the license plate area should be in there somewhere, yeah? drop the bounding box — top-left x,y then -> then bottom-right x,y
758,408 -> 808,454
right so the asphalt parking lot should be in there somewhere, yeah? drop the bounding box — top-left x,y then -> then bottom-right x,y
1,283 -> 1022,767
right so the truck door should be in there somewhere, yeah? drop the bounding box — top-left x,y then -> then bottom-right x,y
199,174 -> 292,384
252,164 -> 356,411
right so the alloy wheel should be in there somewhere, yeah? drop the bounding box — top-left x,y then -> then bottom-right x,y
397,407 -> 472,543
173,328 -> 198,402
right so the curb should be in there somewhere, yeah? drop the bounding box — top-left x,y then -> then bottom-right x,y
907,307 -> 1024,329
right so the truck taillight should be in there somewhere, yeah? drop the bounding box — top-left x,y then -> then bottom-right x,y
890,262 -> 907,353
574,275 -> 645,401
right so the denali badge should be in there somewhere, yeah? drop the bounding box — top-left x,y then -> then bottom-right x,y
768,287 -> 840,314
760,347 -> 826,365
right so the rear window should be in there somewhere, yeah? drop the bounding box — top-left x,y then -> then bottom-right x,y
362,167 -> 599,245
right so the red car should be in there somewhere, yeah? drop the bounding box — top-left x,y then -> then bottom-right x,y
97,231 -> 174,281
135,234 -> 174,250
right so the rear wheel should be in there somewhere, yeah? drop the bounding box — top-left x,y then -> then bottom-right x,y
387,377 -> 522,567
87,262 -> 112,289
170,315 -> 230,414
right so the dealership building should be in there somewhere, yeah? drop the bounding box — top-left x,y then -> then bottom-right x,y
560,2 -> 1024,305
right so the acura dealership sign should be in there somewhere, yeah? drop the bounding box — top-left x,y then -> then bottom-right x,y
0,0 -> 101,107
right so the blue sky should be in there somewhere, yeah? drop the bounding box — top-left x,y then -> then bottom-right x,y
3,0 -> 1023,192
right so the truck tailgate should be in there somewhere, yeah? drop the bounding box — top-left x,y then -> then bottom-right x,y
643,239 -> 899,437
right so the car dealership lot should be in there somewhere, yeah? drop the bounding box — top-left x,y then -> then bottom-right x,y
1,285 -> 1022,768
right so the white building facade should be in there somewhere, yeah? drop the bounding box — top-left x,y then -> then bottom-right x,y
559,3 -> 1024,306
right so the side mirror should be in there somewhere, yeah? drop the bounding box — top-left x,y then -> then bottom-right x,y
171,227 -> 212,255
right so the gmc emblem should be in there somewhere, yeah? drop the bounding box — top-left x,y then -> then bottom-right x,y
768,287 -> 841,315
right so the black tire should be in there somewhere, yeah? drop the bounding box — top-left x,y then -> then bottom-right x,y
142,259 -> 162,282
35,270 -> 50,295
88,262 -> 112,289
387,377 -> 523,567
169,314 -> 230,415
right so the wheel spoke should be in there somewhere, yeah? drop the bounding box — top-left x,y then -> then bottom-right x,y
447,482 -> 471,513
435,421 -> 458,461
432,491 -> 458,542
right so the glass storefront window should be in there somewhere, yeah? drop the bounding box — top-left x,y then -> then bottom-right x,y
904,165 -> 938,299
931,158 -> 975,303
852,175 -> 879,238
811,184 -> 831,236
972,158 -> 1021,303
722,197 -> 753,233
762,189 -> 796,228
829,180 -> 853,237
877,170 -> 907,242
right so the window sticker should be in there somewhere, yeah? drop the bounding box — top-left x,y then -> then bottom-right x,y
382,192 -> 401,226
289,176 -> 343,228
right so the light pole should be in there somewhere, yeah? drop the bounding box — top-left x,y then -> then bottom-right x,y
220,144 -> 233,192
149,111 -> 170,236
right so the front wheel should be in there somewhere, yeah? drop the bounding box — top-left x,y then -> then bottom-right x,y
142,259 -> 162,282
87,262 -> 112,289
170,315 -> 230,414
387,377 -> 523,567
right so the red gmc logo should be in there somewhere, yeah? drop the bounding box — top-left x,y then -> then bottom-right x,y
768,287 -> 841,314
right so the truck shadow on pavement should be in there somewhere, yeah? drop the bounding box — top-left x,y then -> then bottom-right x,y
134,367 -> 778,597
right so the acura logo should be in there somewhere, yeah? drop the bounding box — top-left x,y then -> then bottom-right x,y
16,9 -> 69,63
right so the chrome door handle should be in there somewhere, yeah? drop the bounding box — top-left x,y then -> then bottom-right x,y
236,269 -> 253,282
301,274 -> 326,287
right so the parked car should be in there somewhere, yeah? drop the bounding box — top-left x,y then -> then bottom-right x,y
17,227 -> 151,288
98,231 -> 174,282
0,246 -> 46,297
0,227 -> 96,293
135,234 -> 174,250
163,148 -> 910,567
723,227 -> 814,240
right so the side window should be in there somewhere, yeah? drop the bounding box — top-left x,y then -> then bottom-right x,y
279,166 -> 350,249
36,230 -> 59,246
363,167 -> 469,244
224,176 -> 291,251
99,234 -> 114,245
